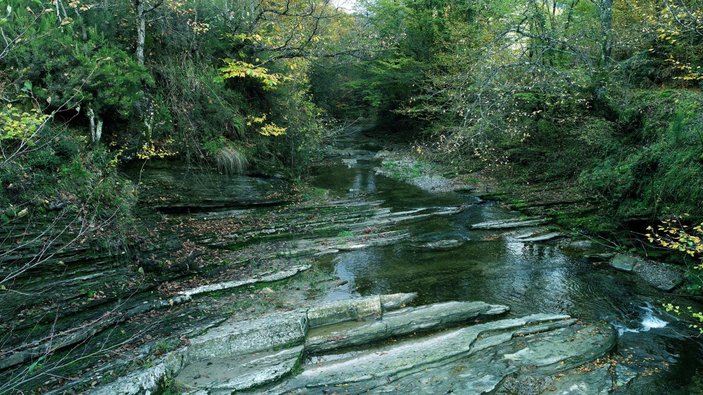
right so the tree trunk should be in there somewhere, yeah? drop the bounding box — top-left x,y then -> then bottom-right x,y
135,0 -> 146,65
55,0 -> 68,23
599,0 -> 613,67
87,108 -> 103,144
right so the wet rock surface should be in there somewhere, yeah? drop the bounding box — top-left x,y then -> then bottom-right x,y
610,254 -> 683,291
471,217 -> 550,230
414,239 -> 465,250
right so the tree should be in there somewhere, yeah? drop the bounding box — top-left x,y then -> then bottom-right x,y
134,0 -> 163,65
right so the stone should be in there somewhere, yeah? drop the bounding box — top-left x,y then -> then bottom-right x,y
610,254 -> 638,272
179,264 -> 311,297
305,301 -> 509,354
306,295 -> 383,328
471,218 -> 549,230
564,240 -> 594,250
186,311 -> 307,361
415,239 -> 464,250
633,260 -> 683,292
91,352 -> 186,395
516,232 -> 564,243
92,297 -> 620,395
543,366 -> 612,394
609,254 -> 683,291
380,292 -> 418,311
615,364 -> 639,389
497,375 -> 556,395
271,314 -> 616,394
175,346 -> 303,393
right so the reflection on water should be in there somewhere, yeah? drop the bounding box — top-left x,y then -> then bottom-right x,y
311,138 -> 703,394
123,161 -> 288,210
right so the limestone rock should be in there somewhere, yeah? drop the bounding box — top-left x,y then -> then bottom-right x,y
179,264 -> 311,298
633,260 -> 683,292
175,346 -> 303,393
305,301 -> 509,354
610,254 -> 638,272
609,254 -> 683,291
543,366 -> 612,395
307,295 -> 383,328
414,239 -> 464,250
91,352 -> 186,395
472,218 -> 549,230
380,292 -> 418,311
93,296 -> 620,395
187,311 -> 307,361
271,314 -> 615,394
516,232 -> 564,243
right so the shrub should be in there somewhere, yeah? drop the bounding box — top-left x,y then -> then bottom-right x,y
579,90 -> 703,219
203,136 -> 249,174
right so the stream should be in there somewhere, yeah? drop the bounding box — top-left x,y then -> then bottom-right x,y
4,130 -> 703,394
306,131 -> 703,393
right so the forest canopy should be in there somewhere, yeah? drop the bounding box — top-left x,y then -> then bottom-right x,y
1,0 -> 702,239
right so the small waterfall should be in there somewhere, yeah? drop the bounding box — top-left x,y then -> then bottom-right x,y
614,304 -> 668,335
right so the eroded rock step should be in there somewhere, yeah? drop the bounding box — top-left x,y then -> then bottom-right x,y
93,293 -> 418,394
271,316 -> 614,394
92,294 -> 617,395
305,301 -> 509,354
471,217 -> 549,230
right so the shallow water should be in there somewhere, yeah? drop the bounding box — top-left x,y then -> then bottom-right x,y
310,133 -> 703,394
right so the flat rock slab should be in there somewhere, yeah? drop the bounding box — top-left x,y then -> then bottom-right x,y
180,264 -> 311,298
94,297 -> 617,395
609,254 -> 683,291
307,293 -> 417,328
515,232 -> 564,243
472,218 -> 549,230
187,311 -> 308,361
610,254 -> 638,272
164,294 -> 417,393
305,301 -> 509,354
91,352 -> 186,395
497,366 -> 612,395
270,314 -> 616,394
414,239 -> 465,250
176,346 -> 303,393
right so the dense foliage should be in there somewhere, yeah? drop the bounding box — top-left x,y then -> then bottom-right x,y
0,0 -> 357,260
0,0 -> 701,252
319,0 -> 703,228
2,0 -> 702,253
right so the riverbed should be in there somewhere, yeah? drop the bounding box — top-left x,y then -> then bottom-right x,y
4,129 -> 701,394
308,131 -> 703,393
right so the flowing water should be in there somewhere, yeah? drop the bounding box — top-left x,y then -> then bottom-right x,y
307,132 -> 703,393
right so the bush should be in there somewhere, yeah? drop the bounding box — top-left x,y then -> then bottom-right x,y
203,136 -> 249,174
579,90 -> 703,219
0,123 -> 135,248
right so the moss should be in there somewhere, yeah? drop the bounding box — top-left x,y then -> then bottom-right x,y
336,230 -> 354,238
380,157 -> 433,181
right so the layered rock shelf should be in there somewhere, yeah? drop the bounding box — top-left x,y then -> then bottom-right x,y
93,293 -> 621,395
